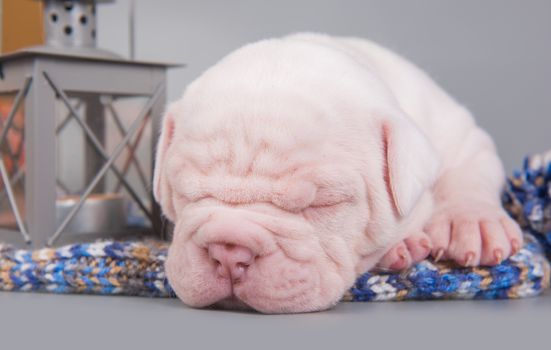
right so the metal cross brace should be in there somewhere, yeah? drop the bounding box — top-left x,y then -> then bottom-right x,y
0,159 -> 30,243
0,77 -> 32,179
0,167 -> 24,202
103,100 -> 149,192
43,73 -> 163,246
56,99 -> 83,134
0,76 -> 33,243
43,72 -> 154,228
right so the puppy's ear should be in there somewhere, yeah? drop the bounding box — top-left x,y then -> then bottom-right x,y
153,103 -> 178,221
382,117 -> 440,217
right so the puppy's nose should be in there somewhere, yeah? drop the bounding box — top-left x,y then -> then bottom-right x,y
208,243 -> 256,282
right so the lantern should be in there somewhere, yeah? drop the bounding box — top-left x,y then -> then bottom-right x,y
0,0 -> 178,247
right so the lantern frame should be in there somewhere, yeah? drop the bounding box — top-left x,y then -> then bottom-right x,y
0,49 -> 177,247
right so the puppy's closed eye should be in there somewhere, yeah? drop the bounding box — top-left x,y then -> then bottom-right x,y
309,188 -> 354,208
300,187 -> 354,223
272,180 -> 317,212
273,180 -> 354,212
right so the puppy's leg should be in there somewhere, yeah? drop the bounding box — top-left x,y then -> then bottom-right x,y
425,127 -> 523,266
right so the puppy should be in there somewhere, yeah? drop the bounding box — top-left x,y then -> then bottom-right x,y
153,33 -> 522,313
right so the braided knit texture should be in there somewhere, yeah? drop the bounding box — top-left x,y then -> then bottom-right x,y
1,152 -> 550,301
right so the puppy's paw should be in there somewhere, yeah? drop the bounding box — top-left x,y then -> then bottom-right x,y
377,231 -> 432,271
424,201 -> 523,267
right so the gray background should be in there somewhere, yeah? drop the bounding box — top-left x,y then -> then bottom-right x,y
97,0 -> 551,173
1,1 -> 550,348
0,292 -> 549,349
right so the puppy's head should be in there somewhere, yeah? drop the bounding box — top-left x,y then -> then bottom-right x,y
153,39 -> 439,313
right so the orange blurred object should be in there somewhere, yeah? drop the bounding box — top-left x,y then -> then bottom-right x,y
0,95 -> 25,174
1,0 -> 44,54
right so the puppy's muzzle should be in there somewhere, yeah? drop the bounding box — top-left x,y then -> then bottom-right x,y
192,210 -> 279,284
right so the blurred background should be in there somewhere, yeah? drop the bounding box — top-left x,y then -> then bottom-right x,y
97,0 -> 551,172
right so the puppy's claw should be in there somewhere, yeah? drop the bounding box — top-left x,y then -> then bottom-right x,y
511,239 -> 521,255
420,238 -> 432,251
397,247 -> 408,260
434,248 -> 444,263
464,252 -> 475,267
494,249 -> 503,265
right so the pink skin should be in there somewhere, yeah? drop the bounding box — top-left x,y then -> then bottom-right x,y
155,33 -> 523,313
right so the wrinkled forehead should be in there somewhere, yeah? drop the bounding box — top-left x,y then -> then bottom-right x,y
169,98 -> 335,179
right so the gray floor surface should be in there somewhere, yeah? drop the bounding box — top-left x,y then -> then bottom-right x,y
0,290 -> 549,350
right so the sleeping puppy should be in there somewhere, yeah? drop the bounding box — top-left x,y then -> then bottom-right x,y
153,33 -> 523,313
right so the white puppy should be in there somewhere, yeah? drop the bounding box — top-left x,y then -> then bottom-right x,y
153,33 -> 522,313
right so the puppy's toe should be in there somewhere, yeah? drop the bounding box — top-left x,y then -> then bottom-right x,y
404,231 -> 432,262
377,241 -> 412,271
447,219 -> 481,267
500,216 -> 523,255
424,218 -> 451,262
479,216 -> 523,265
479,219 -> 510,265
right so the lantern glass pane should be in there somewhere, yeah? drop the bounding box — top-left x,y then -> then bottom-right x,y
0,93 -> 26,230
103,96 -> 152,228
54,93 -> 153,234
55,95 -> 86,195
